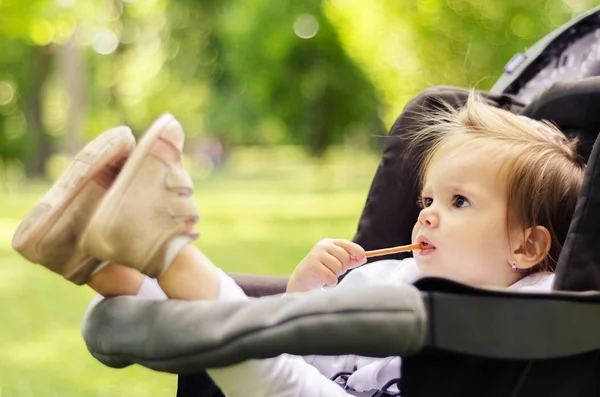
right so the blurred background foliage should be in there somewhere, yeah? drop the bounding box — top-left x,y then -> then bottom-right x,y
0,0 -> 596,179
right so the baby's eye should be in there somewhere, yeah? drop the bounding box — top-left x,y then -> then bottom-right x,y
452,195 -> 471,208
417,196 -> 433,209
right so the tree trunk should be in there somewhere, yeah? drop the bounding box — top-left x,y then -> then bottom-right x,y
24,45 -> 54,177
58,33 -> 85,155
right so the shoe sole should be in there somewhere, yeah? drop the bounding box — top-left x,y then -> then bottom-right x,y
12,126 -> 136,265
81,114 -> 185,268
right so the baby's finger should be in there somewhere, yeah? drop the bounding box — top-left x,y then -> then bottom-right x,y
318,263 -> 339,287
325,244 -> 354,274
331,239 -> 367,268
319,250 -> 346,277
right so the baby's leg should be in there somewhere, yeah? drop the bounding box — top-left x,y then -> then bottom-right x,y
80,114 -> 225,300
157,244 -> 220,300
87,244 -> 222,300
13,113 -> 226,302
87,263 -> 145,296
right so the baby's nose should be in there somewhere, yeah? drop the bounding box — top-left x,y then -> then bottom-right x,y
418,209 -> 439,228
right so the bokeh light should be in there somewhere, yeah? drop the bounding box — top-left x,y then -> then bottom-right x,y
294,14 -> 319,39
55,0 -> 76,8
120,21 -> 140,44
0,82 -> 15,106
29,20 -> 55,45
92,28 -> 119,55
4,111 -> 27,140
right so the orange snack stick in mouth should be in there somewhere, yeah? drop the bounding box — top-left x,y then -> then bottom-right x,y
365,243 -> 422,258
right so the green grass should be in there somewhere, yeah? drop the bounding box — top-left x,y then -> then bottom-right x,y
0,146 -> 379,396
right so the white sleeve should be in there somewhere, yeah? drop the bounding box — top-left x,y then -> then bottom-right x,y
337,258 -> 420,289
136,277 -> 168,300
208,355 -> 354,397
206,270 -> 354,396
302,354 -> 362,378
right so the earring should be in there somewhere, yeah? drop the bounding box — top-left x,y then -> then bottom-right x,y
511,261 -> 517,272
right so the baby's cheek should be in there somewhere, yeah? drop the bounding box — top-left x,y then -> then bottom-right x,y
411,222 -> 420,243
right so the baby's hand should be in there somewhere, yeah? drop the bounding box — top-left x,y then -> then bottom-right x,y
287,238 -> 366,293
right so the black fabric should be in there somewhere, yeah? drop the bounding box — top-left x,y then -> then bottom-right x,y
177,373 -> 224,397
491,6 -> 600,99
521,77 -> 600,163
351,86 -> 523,262
554,132 -> 600,292
415,277 -> 600,359
401,349 -> 600,397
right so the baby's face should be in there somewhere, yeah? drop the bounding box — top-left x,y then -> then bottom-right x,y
411,149 -> 520,288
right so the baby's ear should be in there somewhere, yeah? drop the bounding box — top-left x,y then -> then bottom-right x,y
514,226 -> 551,270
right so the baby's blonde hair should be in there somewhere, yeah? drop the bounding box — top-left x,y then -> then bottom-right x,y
410,93 -> 585,272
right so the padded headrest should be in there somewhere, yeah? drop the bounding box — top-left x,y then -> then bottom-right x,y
521,77 -> 600,162
555,132 -> 600,292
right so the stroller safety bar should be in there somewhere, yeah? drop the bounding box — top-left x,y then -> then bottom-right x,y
83,284 -> 426,374
83,279 -> 600,373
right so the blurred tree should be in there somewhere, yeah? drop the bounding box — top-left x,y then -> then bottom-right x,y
0,38 -> 29,173
200,0 -> 383,156
25,44 -> 54,176
0,0 -> 76,176
1,0 -> 599,176
325,0 -> 599,126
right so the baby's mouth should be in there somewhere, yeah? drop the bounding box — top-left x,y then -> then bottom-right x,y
418,238 -> 436,255
419,238 -> 434,247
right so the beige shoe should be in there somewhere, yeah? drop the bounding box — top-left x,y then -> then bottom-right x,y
12,126 -> 136,284
81,114 -> 199,278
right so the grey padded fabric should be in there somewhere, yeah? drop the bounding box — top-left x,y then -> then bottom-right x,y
83,284 -> 427,374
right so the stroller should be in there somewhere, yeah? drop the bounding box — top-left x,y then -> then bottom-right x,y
83,6 -> 600,397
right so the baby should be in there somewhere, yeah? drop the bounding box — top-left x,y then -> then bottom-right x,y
13,93 -> 585,396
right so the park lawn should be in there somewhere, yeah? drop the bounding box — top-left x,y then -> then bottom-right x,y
0,146 -> 379,396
